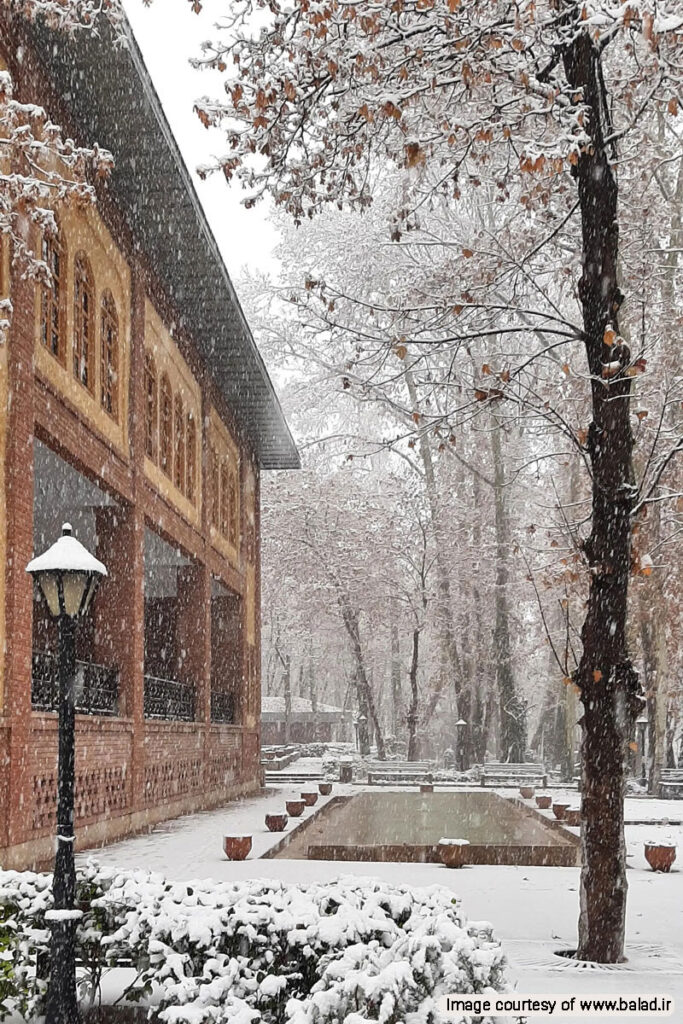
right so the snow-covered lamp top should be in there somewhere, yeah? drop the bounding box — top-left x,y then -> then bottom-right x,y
26,523 -> 107,618
456,718 -> 467,727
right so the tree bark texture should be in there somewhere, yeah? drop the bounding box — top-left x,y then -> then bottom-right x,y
564,31 -> 645,964
406,628 -> 420,761
490,415 -> 527,761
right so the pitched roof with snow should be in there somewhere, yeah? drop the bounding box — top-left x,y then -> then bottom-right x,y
20,16 -> 298,470
261,696 -> 349,719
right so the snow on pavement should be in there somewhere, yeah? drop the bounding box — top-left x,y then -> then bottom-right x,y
77,783 -> 683,1023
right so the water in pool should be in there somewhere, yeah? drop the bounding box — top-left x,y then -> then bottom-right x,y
269,790 -> 578,865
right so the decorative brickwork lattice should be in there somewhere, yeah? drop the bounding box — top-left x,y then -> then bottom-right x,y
143,757 -> 202,805
242,732 -> 259,782
206,746 -> 240,791
75,766 -> 129,821
32,766 -> 129,832
32,774 -> 58,831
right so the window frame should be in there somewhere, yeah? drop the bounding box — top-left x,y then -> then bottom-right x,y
40,226 -> 65,365
160,373 -> 173,478
186,413 -> 197,505
144,351 -> 158,462
174,392 -> 185,494
73,250 -> 96,394
100,289 -> 119,421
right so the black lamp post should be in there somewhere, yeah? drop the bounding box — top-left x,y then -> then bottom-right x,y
455,718 -> 467,773
26,524 -> 107,1024
636,714 -> 648,789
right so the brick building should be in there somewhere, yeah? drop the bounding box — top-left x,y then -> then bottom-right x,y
261,697 -> 353,746
0,16 -> 298,869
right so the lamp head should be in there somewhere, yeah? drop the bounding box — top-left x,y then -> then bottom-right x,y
26,523 -> 107,619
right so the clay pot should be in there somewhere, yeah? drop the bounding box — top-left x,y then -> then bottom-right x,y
223,835 -> 252,860
265,813 -> 288,832
535,795 -> 552,809
420,784 -> 434,794
553,803 -> 570,820
564,808 -> 581,826
519,786 -> 535,799
644,843 -> 676,873
301,791 -> 319,806
437,841 -> 470,869
286,800 -> 306,817
318,783 -> 333,796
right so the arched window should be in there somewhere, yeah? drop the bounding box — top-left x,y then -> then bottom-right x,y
160,373 -> 173,477
210,447 -> 219,529
40,226 -> 64,361
73,252 -> 95,392
220,460 -> 230,538
186,413 -> 197,504
144,352 -> 157,461
228,467 -> 238,548
100,290 -> 119,420
174,393 -> 185,493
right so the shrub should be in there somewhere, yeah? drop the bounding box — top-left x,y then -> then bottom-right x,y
0,866 -> 512,1023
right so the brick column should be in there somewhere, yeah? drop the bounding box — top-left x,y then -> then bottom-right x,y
5,268 -> 37,846
127,263 -> 147,813
94,505 -> 143,722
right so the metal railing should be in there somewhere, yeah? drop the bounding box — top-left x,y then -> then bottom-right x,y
210,690 -> 235,724
143,675 -> 195,721
32,650 -> 119,716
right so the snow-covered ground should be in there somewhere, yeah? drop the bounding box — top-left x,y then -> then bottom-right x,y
77,778 -> 683,1023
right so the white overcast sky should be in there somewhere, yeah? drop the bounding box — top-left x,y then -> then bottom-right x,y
123,0 -> 280,286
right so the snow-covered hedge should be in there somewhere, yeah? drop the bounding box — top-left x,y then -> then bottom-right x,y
0,864 -> 512,1022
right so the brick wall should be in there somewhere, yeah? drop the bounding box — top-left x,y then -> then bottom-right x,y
0,32 -> 264,872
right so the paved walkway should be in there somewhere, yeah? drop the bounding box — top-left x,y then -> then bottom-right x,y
78,782 -> 683,1023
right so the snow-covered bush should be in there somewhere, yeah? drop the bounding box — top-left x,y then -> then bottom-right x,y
0,865 -> 512,1023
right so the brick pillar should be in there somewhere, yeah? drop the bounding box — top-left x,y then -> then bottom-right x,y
177,563 -> 211,726
127,263 -> 147,813
94,505 -> 143,722
5,267 -> 37,846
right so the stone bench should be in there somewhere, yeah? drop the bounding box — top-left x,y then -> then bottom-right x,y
367,769 -> 434,786
480,763 -> 548,788
659,769 -> 683,799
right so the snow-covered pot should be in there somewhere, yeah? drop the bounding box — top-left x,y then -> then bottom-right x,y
286,799 -> 306,816
301,791 -> 319,806
535,795 -> 552,809
644,842 -> 676,873
519,786 -> 535,799
420,783 -> 434,793
564,808 -> 581,826
223,835 -> 252,860
318,783 -> 333,796
265,813 -> 288,832
437,838 -> 470,869
553,802 -> 570,820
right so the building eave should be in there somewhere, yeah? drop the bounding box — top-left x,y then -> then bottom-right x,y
25,16 -> 299,470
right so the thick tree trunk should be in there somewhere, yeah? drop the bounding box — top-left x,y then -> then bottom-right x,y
283,654 -> 292,745
564,33 -> 644,964
404,368 -> 464,721
406,628 -> 420,760
390,616 -> 402,739
490,415 -> 526,761
334,582 -> 386,759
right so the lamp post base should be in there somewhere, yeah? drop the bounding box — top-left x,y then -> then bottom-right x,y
45,919 -> 81,1024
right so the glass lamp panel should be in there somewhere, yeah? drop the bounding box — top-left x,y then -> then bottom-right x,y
62,572 -> 89,617
81,574 -> 99,615
38,574 -> 61,617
